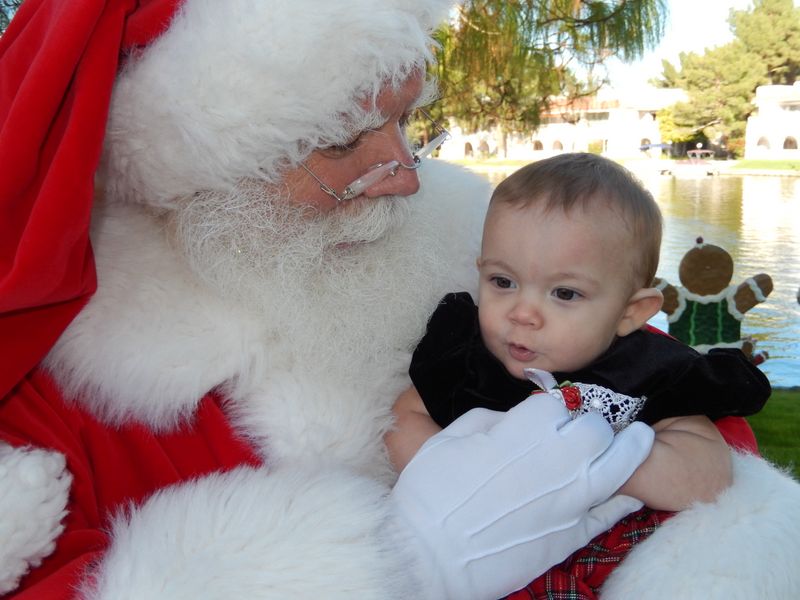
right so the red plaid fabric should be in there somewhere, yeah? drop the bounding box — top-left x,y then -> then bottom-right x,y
505,508 -> 674,600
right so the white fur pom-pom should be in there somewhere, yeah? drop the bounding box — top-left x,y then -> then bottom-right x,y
0,444 -> 72,593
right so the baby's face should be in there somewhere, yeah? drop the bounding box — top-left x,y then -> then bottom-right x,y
477,201 -> 638,378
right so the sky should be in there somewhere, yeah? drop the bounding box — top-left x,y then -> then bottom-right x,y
606,0 -> 756,89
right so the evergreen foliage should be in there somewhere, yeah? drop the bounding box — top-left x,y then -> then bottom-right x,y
429,0 -> 667,140
655,0 -> 800,157
732,0 -> 800,85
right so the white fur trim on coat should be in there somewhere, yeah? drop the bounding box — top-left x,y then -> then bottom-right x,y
80,465 -> 420,599
0,444 -> 71,594
102,0 -> 456,207
601,452 -> 800,599
43,201 -> 267,431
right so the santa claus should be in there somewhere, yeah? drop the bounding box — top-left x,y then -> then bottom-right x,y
1,1 -> 798,599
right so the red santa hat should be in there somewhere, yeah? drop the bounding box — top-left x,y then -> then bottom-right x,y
0,0 -> 453,397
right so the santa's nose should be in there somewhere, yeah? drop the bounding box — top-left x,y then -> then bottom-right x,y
363,128 -> 420,198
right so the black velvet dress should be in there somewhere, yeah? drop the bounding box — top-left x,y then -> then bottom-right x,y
410,292 -> 770,429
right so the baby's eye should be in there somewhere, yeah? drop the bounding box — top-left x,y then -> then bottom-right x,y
490,276 -> 516,289
553,287 -> 581,301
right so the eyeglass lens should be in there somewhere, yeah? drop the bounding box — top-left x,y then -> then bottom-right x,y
342,160 -> 400,200
305,110 -> 451,202
340,117 -> 450,198
414,130 -> 450,161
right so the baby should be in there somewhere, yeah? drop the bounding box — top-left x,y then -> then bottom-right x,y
387,152 -> 769,513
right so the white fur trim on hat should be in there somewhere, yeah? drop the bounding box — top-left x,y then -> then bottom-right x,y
0,444 -> 72,594
101,0 -> 456,207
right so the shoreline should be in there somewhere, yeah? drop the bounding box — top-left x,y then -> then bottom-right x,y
445,158 -> 800,179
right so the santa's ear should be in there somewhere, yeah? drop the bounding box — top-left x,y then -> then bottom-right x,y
617,287 -> 664,337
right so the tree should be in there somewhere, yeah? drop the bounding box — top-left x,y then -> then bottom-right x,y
428,0 -> 667,148
653,58 -> 680,88
731,0 -> 800,85
0,0 -> 22,35
659,44 -> 766,156
654,0 -> 799,157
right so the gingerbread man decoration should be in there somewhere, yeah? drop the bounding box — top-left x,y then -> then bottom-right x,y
653,237 -> 773,364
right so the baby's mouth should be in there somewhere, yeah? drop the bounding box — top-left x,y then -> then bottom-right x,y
508,343 -> 536,362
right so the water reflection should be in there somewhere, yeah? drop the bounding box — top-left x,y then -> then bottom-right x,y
476,168 -> 800,388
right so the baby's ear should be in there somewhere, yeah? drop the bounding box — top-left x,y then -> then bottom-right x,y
617,288 -> 664,337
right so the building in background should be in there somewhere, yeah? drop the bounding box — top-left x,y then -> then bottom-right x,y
438,85 -> 687,162
745,83 -> 800,159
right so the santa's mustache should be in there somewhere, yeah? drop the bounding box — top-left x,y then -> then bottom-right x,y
171,180 -> 410,289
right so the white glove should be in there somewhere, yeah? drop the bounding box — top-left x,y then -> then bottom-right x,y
389,394 -> 654,600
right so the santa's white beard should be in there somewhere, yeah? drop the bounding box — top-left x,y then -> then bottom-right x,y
169,181 -> 446,377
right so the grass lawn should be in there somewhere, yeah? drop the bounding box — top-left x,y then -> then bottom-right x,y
731,159 -> 800,172
746,388 -> 800,479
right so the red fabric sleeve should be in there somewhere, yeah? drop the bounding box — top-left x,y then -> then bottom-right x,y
0,0 -> 179,399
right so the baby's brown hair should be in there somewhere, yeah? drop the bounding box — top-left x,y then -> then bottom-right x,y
489,152 -> 663,289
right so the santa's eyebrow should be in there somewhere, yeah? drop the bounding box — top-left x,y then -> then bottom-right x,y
359,112 -> 386,131
346,77 -> 441,136
411,77 -> 440,111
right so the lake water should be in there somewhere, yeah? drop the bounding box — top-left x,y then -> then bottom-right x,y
475,168 -> 800,388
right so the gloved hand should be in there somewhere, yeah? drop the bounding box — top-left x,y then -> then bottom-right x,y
389,394 -> 654,600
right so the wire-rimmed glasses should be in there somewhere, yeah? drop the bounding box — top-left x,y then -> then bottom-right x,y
300,109 -> 450,203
